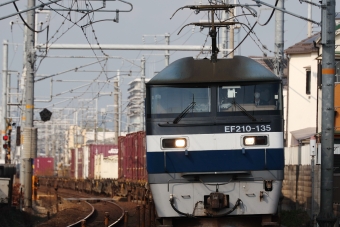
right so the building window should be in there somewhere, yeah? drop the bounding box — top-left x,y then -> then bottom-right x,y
306,70 -> 311,95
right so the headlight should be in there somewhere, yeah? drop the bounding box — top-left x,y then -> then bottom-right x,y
162,138 -> 187,148
175,139 -> 186,147
243,136 -> 268,146
244,137 -> 255,145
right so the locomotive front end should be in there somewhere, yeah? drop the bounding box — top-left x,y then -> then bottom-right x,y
145,56 -> 284,221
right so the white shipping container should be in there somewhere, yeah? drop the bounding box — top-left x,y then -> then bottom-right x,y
94,154 -> 118,179
0,178 -> 10,204
83,146 -> 89,179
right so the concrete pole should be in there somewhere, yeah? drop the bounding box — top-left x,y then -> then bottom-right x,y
221,0 -> 228,58
307,0 -> 312,37
22,0 -> 36,208
52,122 -> 55,160
45,123 -> 49,156
2,40 -> 8,162
95,98 -> 98,144
140,57 -> 146,131
228,8 -> 235,58
7,73 -> 11,124
274,0 -> 284,79
316,0 -> 336,226
103,111 -> 106,144
114,73 -> 119,145
119,90 -> 122,137
165,33 -> 170,66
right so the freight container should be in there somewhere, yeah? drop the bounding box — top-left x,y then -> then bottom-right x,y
33,157 -> 54,176
87,144 -> 118,179
118,136 -> 126,179
0,178 -> 10,204
77,148 -> 83,179
118,131 -> 147,183
70,149 -> 75,178
137,131 -> 147,182
94,154 -> 118,179
83,146 -> 89,178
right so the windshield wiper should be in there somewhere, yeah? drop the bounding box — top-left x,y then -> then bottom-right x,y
173,101 -> 196,124
232,100 -> 257,122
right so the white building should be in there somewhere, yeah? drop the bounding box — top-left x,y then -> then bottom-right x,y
285,25 -> 340,147
127,78 -> 150,132
284,33 -> 321,147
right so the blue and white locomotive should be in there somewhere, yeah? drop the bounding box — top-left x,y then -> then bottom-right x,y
145,56 -> 284,222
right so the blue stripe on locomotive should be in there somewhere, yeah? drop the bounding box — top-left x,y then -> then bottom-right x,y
147,148 -> 284,173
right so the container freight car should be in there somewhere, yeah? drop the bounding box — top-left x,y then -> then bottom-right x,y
118,131 -> 147,183
69,144 -> 118,179
33,157 -> 54,176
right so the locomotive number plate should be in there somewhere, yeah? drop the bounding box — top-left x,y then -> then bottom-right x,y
224,125 -> 271,133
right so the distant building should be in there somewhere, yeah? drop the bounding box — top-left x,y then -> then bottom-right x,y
127,78 -> 150,132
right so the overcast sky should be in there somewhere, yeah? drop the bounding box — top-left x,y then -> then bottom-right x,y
0,0 -> 338,130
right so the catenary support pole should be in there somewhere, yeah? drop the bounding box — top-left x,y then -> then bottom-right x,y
220,0 -> 228,58
2,40 -> 8,162
140,57 -> 146,131
316,0 -> 336,226
165,33 -> 170,66
228,7 -> 235,58
274,0 -> 284,78
307,0 -> 312,37
114,73 -> 119,145
22,0 -> 36,208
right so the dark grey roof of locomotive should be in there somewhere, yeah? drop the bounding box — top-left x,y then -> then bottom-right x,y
147,56 -> 280,85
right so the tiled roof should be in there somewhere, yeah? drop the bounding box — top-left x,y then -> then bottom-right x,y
284,32 -> 320,55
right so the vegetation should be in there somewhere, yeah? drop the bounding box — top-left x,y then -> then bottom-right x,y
281,209 -> 311,227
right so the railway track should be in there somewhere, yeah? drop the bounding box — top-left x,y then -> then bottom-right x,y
36,185 -> 125,227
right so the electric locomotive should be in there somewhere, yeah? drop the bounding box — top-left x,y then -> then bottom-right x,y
145,56 -> 284,222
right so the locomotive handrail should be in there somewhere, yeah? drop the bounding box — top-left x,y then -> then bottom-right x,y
167,178 -> 198,192
181,171 -> 250,176
158,121 -> 271,127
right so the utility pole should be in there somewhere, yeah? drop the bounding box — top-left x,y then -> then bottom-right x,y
274,0 -> 284,78
165,33 -> 170,66
220,0 -> 228,58
316,0 -> 336,226
307,0 -> 312,37
22,0 -> 37,209
140,57 -> 146,131
114,73 -> 119,145
228,7 -> 235,58
2,40 -> 8,163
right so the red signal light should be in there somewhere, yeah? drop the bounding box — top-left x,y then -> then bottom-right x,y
3,144 -> 8,149
3,135 -> 8,141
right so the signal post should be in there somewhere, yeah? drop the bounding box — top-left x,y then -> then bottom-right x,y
3,118 -> 12,164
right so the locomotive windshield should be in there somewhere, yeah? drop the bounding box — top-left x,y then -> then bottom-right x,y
146,83 -> 282,118
218,83 -> 282,113
149,86 -> 211,114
